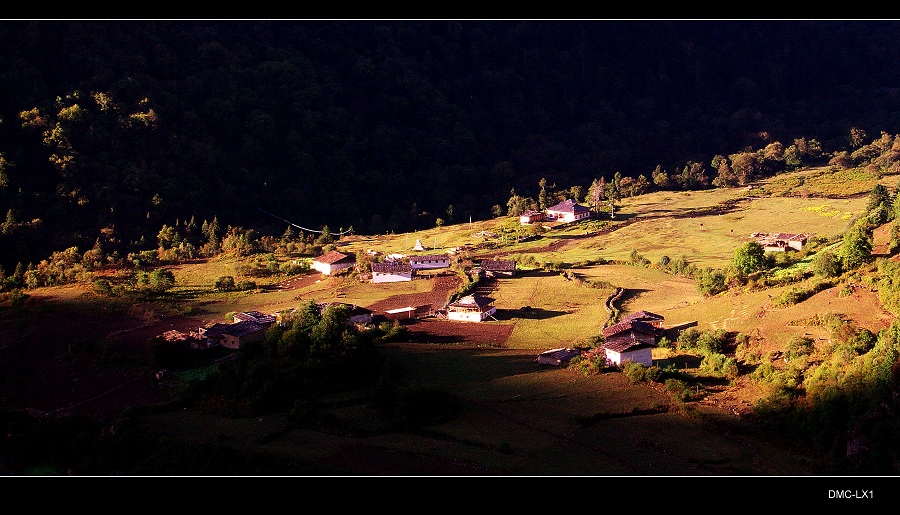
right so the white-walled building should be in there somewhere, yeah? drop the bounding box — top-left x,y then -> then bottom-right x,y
546,199 -> 591,223
371,261 -> 414,283
311,250 -> 356,275
409,254 -> 451,270
447,294 -> 496,322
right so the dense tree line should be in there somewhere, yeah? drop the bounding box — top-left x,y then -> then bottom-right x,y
3,21 -> 900,272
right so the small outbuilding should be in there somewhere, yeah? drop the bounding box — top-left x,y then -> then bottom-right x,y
537,347 -> 582,366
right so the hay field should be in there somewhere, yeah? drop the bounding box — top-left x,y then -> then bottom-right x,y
487,273 -> 613,349
545,194 -> 866,269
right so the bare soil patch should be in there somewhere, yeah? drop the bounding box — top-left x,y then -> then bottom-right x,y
365,273 -> 461,313
402,318 -> 515,346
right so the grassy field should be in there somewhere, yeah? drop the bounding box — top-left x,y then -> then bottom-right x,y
6,164 -> 900,477
489,272 -> 613,349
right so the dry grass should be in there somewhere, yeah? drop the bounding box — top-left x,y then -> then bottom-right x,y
487,273 -> 613,349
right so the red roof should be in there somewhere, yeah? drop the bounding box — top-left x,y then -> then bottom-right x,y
480,259 -> 516,272
547,199 -> 590,214
315,250 -> 355,265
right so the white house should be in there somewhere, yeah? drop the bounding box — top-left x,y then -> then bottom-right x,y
601,315 -> 661,367
311,250 -> 356,275
602,335 -> 655,366
409,254 -> 451,270
546,199 -> 591,223
752,232 -> 809,252
371,261 -> 414,283
447,294 -> 496,322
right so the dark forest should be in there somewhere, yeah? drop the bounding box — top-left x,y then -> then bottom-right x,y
3,20 -> 900,270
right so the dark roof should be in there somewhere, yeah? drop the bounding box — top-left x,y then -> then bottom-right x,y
224,320 -> 265,338
538,348 -> 582,364
547,198 -> 590,214
622,310 -> 664,323
371,261 -> 412,273
201,323 -> 231,339
234,311 -> 277,324
315,250 -> 355,265
602,319 -> 658,339
449,294 -> 494,308
480,259 -> 516,271
603,333 -> 655,353
409,254 -> 449,262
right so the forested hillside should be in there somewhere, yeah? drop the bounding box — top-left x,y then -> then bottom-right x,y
3,20 -> 900,271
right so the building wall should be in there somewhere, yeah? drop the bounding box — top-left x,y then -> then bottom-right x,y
312,261 -> 353,275
410,259 -> 450,269
372,271 -> 412,283
605,347 -> 653,366
448,306 -> 496,322
220,330 -> 265,349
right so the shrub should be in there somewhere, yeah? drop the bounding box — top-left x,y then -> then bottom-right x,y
696,267 -> 727,296
700,352 -> 740,379
215,275 -> 236,291
93,279 -> 113,295
236,279 -> 257,291
785,335 -> 816,361
696,329 -> 728,355
622,361 -> 648,383
677,327 -> 701,350
140,268 -> 175,292
664,378 -> 693,402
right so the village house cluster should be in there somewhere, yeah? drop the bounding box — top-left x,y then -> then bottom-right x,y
157,199 -> 714,370
519,198 -> 592,225
751,232 -> 809,252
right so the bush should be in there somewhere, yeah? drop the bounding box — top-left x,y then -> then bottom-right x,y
656,336 -> 673,349
215,275 -> 236,291
93,279 -> 113,295
236,280 -> 257,291
696,329 -> 728,355
677,327 -> 701,350
622,361 -> 648,383
785,335 -> 816,361
664,378 -> 693,401
700,352 -> 739,379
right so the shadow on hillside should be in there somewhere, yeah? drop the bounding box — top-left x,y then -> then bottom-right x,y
516,269 -> 561,278
654,353 -> 702,369
615,288 -> 650,305
493,307 -> 568,320
378,344 -> 560,385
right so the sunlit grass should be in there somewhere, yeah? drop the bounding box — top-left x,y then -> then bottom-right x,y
490,273 -> 612,349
